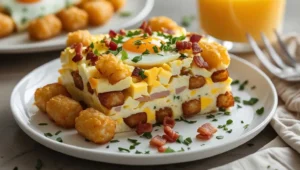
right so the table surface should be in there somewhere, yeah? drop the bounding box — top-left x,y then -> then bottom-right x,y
1,0 -> 299,170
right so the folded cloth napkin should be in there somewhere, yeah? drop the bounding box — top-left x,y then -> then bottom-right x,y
211,34 -> 300,170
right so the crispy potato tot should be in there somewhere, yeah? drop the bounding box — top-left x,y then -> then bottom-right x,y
182,99 -> 201,117
189,76 -> 206,89
57,7 -> 88,32
75,108 -> 116,144
98,91 -> 125,109
28,14 -> 62,40
83,0 -> 114,26
155,107 -> 173,123
71,71 -> 84,90
148,16 -> 183,34
46,95 -> 82,128
34,83 -> 70,112
106,0 -> 126,11
211,69 -> 229,82
0,13 -> 14,38
123,112 -> 147,128
217,92 -> 234,109
95,54 -> 131,84
67,30 -> 92,47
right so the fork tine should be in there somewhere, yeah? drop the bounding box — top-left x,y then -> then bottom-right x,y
261,32 -> 290,69
246,33 -> 282,75
274,30 -> 296,67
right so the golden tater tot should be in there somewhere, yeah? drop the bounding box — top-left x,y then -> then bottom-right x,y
34,83 -> 70,112
83,0 -> 114,26
0,13 -> 14,38
66,30 -> 92,46
46,95 -> 83,128
148,16 -> 184,34
57,7 -> 88,32
75,108 -> 116,144
106,0 -> 126,11
28,14 -> 62,40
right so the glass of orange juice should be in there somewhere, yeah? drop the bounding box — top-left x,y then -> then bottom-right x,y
197,0 -> 286,53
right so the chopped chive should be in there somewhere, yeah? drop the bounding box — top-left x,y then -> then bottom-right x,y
126,30 -> 141,37
238,80 -> 248,90
132,55 -> 142,63
118,147 -> 130,153
183,137 -> 192,146
127,138 -> 138,143
119,11 -> 131,17
106,145 -> 109,149
206,114 -> 215,119
121,50 -> 128,60
179,53 -> 188,59
135,150 -> 142,154
164,147 -> 175,153
241,120 -> 244,124
142,49 -> 150,55
227,129 -> 232,133
216,136 -> 224,140
44,133 -> 53,137
244,124 -> 249,129
144,151 -> 150,154
212,118 -> 218,122
129,145 -> 135,150
231,80 -> 239,85
237,105 -> 242,109
234,96 -> 240,103
224,111 -> 231,115
243,98 -> 259,105
226,119 -> 233,125
110,140 -> 119,143
223,126 -> 228,131
256,107 -> 264,115
138,69 -> 147,79
152,46 -> 159,53
38,123 -> 48,126
141,132 -> 152,139
89,42 -> 94,49
55,130 -> 62,136
267,165 -> 270,168
56,137 -> 63,143
175,116 -> 197,124
133,40 -> 142,46
177,147 -> 185,152
35,159 -> 43,170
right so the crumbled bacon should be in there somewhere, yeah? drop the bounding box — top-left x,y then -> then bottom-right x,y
119,29 -> 126,35
131,67 -> 142,77
192,43 -> 202,54
136,122 -> 153,135
163,126 -> 179,142
109,30 -> 117,38
109,41 -> 118,51
72,43 -> 83,62
163,117 -> 175,128
150,135 -> 166,147
139,21 -> 152,35
193,55 -> 209,69
139,21 -> 148,30
145,26 -> 152,35
158,146 -> 167,153
86,51 -> 98,65
162,28 -> 175,35
190,34 -> 202,43
196,123 -> 217,140
104,39 -> 110,47
176,41 -> 192,51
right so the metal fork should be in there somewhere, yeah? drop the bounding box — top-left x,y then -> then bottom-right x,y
247,31 -> 300,81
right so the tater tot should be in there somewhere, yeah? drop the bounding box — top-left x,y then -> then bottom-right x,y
46,95 -> 83,128
148,16 -> 184,34
57,7 -> 88,32
34,83 -> 70,112
0,13 -> 14,38
28,14 -> 62,40
75,108 -> 116,144
83,0 -> 114,26
106,0 -> 126,11
66,30 -> 92,46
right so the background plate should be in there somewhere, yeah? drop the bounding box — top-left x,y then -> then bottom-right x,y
0,0 -> 154,54
10,55 -> 277,165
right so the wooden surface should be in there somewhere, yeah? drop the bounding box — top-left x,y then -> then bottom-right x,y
1,0 -> 299,169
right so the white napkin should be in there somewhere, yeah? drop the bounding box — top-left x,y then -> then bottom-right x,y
210,34 -> 300,170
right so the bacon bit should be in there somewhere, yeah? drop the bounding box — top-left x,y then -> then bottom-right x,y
163,134 -> 177,142
119,29 -> 126,35
176,41 -> 192,51
136,122 -> 153,135
162,28 -> 175,35
131,67 -> 142,77
158,146 -> 167,153
192,42 -> 202,54
139,21 -> 148,30
193,55 -> 209,69
109,30 -> 117,38
86,51 -> 98,65
145,26 -> 152,35
164,126 -> 179,142
109,41 -> 118,51
84,46 -> 90,53
104,39 -> 110,47
190,34 -> 202,43
197,123 -> 217,136
196,134 -> 212,140
150,135 -> 166,147
72,43 -> 83,62
163,117 -> 175,128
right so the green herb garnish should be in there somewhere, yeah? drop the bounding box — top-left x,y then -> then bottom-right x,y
126,30 -> 141,37
44,133 -> 52,137
175,116 -> 197,124
56,137 -> 63,143
164,147 -> 175,153
256,107 -> 264,115
206,114 -> 215,119
21,17 -> 28,24
216,136 -> 224,140
38,123 -> 48,126
121,50 -> 128,60
176,135 -> 184,143
118,147 -> 130,153
244,124 -> 249,129
179,53 -> 188,59
55,130 -> 62,136
133,40 -> 142,46
237,105 -> 242,109
142,49 -> 150,55
226,119 -> 233,125
110,140 -> 120,143
178,147 -> 185,152
212,118 -> 218,122
234,96 -> 241,103
231,80 -> 239,85
238,80 -> 248,90
153,46 -> 159,53
135,150 -> 142,154
89,42 -> 94,49
145,151 -> 150,154
138,69 -> 147,79
241,120 -> 244,124
35,159 -> 43,170
119,11 -> 131,17
243,98 -> 259,105
183,137 -> 192,146
132,55 -> 142,63
224,111 -> 231,115
141,132 -> 152,139
227,129 -> 232,133
181,15 -> 195,27
111,36 -> 124,44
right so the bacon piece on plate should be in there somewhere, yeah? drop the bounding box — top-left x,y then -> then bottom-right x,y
136,122 -> 153,135
150,135 -> 166,147
163,116 -> 175,128
163,126 -> 179,142
158,146 -> 167,153
196,134 -> 212,140
109,30 -> 117,38
190,34 -> 202,43
197,123 -> 217,136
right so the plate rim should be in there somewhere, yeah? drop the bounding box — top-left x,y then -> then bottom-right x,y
0,0 -> 155,54
10,54 -> 278,165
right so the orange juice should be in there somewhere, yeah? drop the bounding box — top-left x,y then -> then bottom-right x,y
198,0 -> 286,43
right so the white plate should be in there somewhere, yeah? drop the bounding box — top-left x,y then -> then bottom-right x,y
10,54 -> 277,165
0,0 -> 154,54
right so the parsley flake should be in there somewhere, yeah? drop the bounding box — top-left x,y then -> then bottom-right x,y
234,96 -> 241,103
243,98 -> 259,105
56,137 -> 63,143
224,111 -> 231,115
256,107 -> 264,115
178,147 -> 185,152
152,46 -> 159,53
226,119 -> 233,125
239,80 -> 248,90
138,69 -> 147,79
135,150 -> 142,154
121,50 -> 128,60
237,105 -> 242,109
38,123 -> 48,126
164,147 -> 175,153
216,136 -> 224,140
181,15 -> 195,27
44,133 -> 52,137
55,130 -> 62,136
89,42 -> 94,49
244,124 -> 249,129
141,132 -> 152,139
175,116 -> 197,124
110,140 -> 120,143
118,147 -> 130,153
231,80 -> 239,85
206,114 -> 215,119
144,151 -> 150,154
183,137 -> 192,146
119,11 -> 131,17
131,55 -> 142,63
